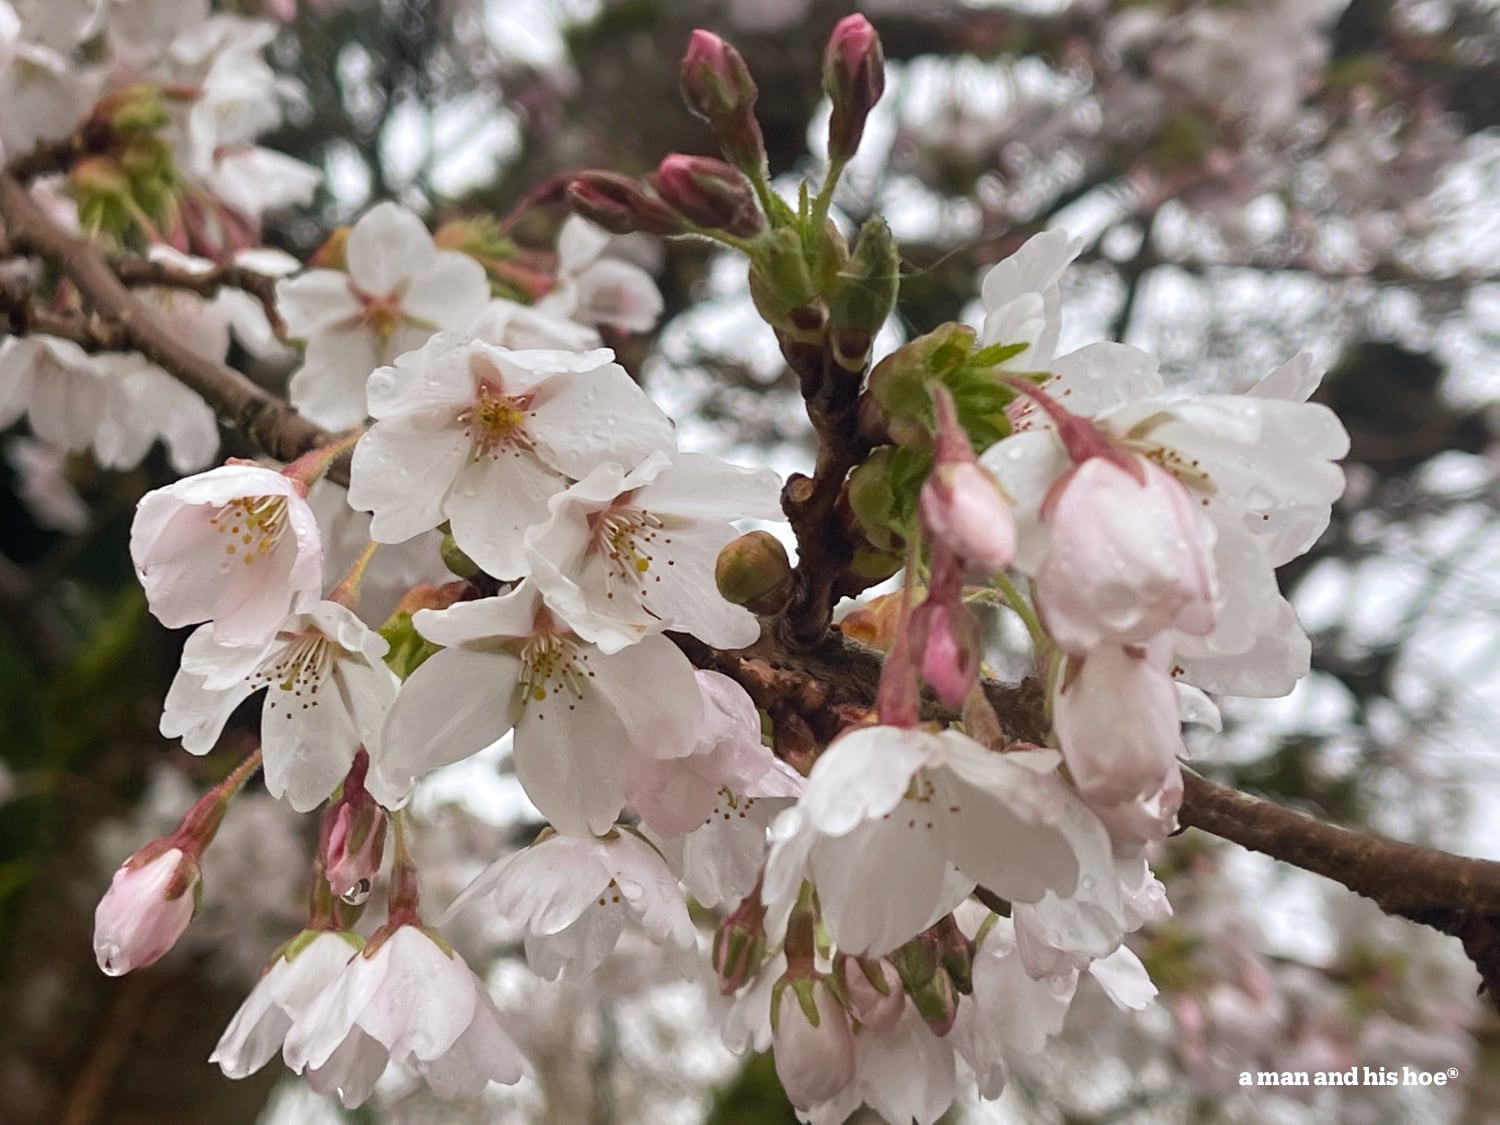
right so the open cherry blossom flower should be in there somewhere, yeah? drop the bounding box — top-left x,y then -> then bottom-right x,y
535,216 -> 664,333
282,923 -> 529,1108
638,672 -> 804,905
763,727 -> 1116,957
161,599 -> 399,812
470,295 -> 603,352
278,202 -> 490,429
799,1002 -> 959,1125
94,355 -> 220,475
348,333 -> 674,580
211,929 -> 364,1080
0,335 -> 106,452
377,582 -> 703,833
441,827 -> 696,980
130,462 -> 322,646
525,450 -> 783,653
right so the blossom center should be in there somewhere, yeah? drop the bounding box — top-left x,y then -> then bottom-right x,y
519,630 -> 592,703
586,503 -> 666,592
252,630 -> 336,701
210,495 -> 290,567
461,383 -> 534,459
358,292 -> 405,343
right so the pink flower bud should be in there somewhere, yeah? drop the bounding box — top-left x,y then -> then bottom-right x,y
771,974 -> 856,1108
650,154 -> 763,238
910,596 -> 981,710
712,910 -> 766,995
838,955 -> 904,1033
679,30 -> 767,175
680,30 -> 758,124
325,801 -> 386,905
823,15 -> 885,163
920,461 -> 1017,575
566,172 -> 684,237
1037,455 -> 1216,653
93,846 -> 198,976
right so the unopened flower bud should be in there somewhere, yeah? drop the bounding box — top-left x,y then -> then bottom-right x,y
680,31 -> 767,175
650,154 -> 763,238
892,930 -> 959,1036
566,172 -> 684,237
838,954 -> 904,1032
715,530 -> 793,615
92,83 -> 169,136
93,845 -> 199,976
440,532 -> 480,579
747,228 -> 818,325
823,15 -> 885,163
310,226 -> 351,270
771,972 -> 856,1108
867,322 -> 978,450
828,216 -> 898,370
712,907 -> 766,995
910,596 -> 981,710
324,751 -> 387,904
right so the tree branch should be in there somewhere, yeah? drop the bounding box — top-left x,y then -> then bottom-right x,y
110,255 -> 288,340
0,172 -> 335,469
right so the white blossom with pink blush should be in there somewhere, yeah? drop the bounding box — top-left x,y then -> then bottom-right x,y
348,333 -> 674,580
976,227 -> 1082,369
0,335 -> 106,452
1034,454 -> 1217,653
93,846 -> 197,976
525,451 -> 783,653
278,203 -> 490,429
762,728 -> 1114,957
798,1002 -> 959,1125
377,582 -> 703,833
130,462 -> 323,646
282,924 -> 529,1108
212,929 -> 364,1080
161,600 -> 399,812
536,217 -> 664,334
470,296 -> 603,353
6,436 -> 88,533
639,673 -> 804,906
441,828 -> 695,981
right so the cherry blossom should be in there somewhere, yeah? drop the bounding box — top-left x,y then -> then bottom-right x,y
376,582 -> 702,831
763,727 -> 1115,956
130,462 -> 323,646
535,216 -> 664,334
347,332 -> 675,580
278,202 -> 490,429
525,450 -> 783,653
441,827 -> 696,981
282,924 -> 529,1107
771,973 -> 857,1109
160,600 -> 399,812
211,929 -> 364,1080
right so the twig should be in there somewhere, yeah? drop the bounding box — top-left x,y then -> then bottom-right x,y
0,172 -> 338,471
109,254 -> 289,340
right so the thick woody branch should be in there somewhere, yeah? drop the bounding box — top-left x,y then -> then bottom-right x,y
0,172 -> 335,468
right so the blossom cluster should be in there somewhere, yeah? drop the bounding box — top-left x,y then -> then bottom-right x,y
1,7 -> 1358,1122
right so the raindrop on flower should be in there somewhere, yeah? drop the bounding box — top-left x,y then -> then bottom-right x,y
340,878 -> 374,906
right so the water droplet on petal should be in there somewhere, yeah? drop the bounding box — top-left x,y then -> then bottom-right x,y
340,878 -> 373,906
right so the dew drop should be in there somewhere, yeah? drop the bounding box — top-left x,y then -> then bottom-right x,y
340,878 -> 374,906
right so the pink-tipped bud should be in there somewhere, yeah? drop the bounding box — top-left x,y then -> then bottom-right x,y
823,15 -> 885,163
323,750 -> 387,905
771,972 -> 857,1108
910,596 -> 981,710
650,154 -> 763,238
712,903 -> 767,995
566,172 -> 684,237
838,954 -> 905,1033
680,30 -> 757,124
680,30 -> 767,175
93,845 -> 199,976
921,383 -> 1017,574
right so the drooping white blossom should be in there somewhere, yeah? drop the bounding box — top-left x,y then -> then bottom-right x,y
161,599 -> 399,812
